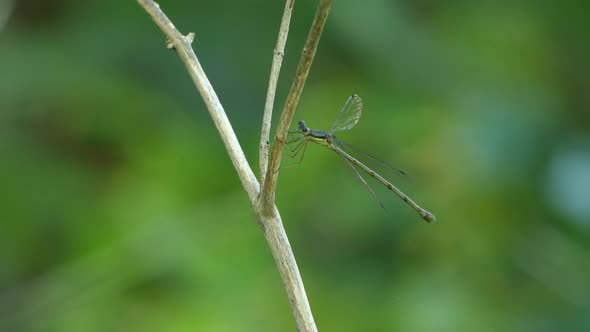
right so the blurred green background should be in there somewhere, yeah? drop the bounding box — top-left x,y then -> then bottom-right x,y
2,0 -> 590,331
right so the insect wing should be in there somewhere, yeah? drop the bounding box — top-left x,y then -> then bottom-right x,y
329,94 -> 363,133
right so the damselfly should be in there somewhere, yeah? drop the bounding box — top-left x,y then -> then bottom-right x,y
287,94 -> 436,222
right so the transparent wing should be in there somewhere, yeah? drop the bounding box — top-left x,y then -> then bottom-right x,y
333,138 -> 412,181
341,155 -> 389,214
329,94 -> 363,133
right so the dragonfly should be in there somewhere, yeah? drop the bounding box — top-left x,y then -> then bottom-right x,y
287,94 -> 436,222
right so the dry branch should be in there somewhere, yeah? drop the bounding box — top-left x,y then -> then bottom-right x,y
136,1 -> 331,331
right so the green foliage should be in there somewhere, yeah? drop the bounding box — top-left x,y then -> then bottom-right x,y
1,1 -> 589,331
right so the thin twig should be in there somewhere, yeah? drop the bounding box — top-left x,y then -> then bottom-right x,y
136,0 -> 259,202
259,0 -> 295,184
254,205 -> 318,332
136,1 -> 318,331
260,0 -> 333,214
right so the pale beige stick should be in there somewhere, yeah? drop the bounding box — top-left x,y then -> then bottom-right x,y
261,0 -> 333,215
259,0 -> 295,184
136,1 -> 318,331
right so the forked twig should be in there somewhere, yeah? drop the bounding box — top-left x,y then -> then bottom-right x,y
136,1 -> 328,331
261,0 -> 333,214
